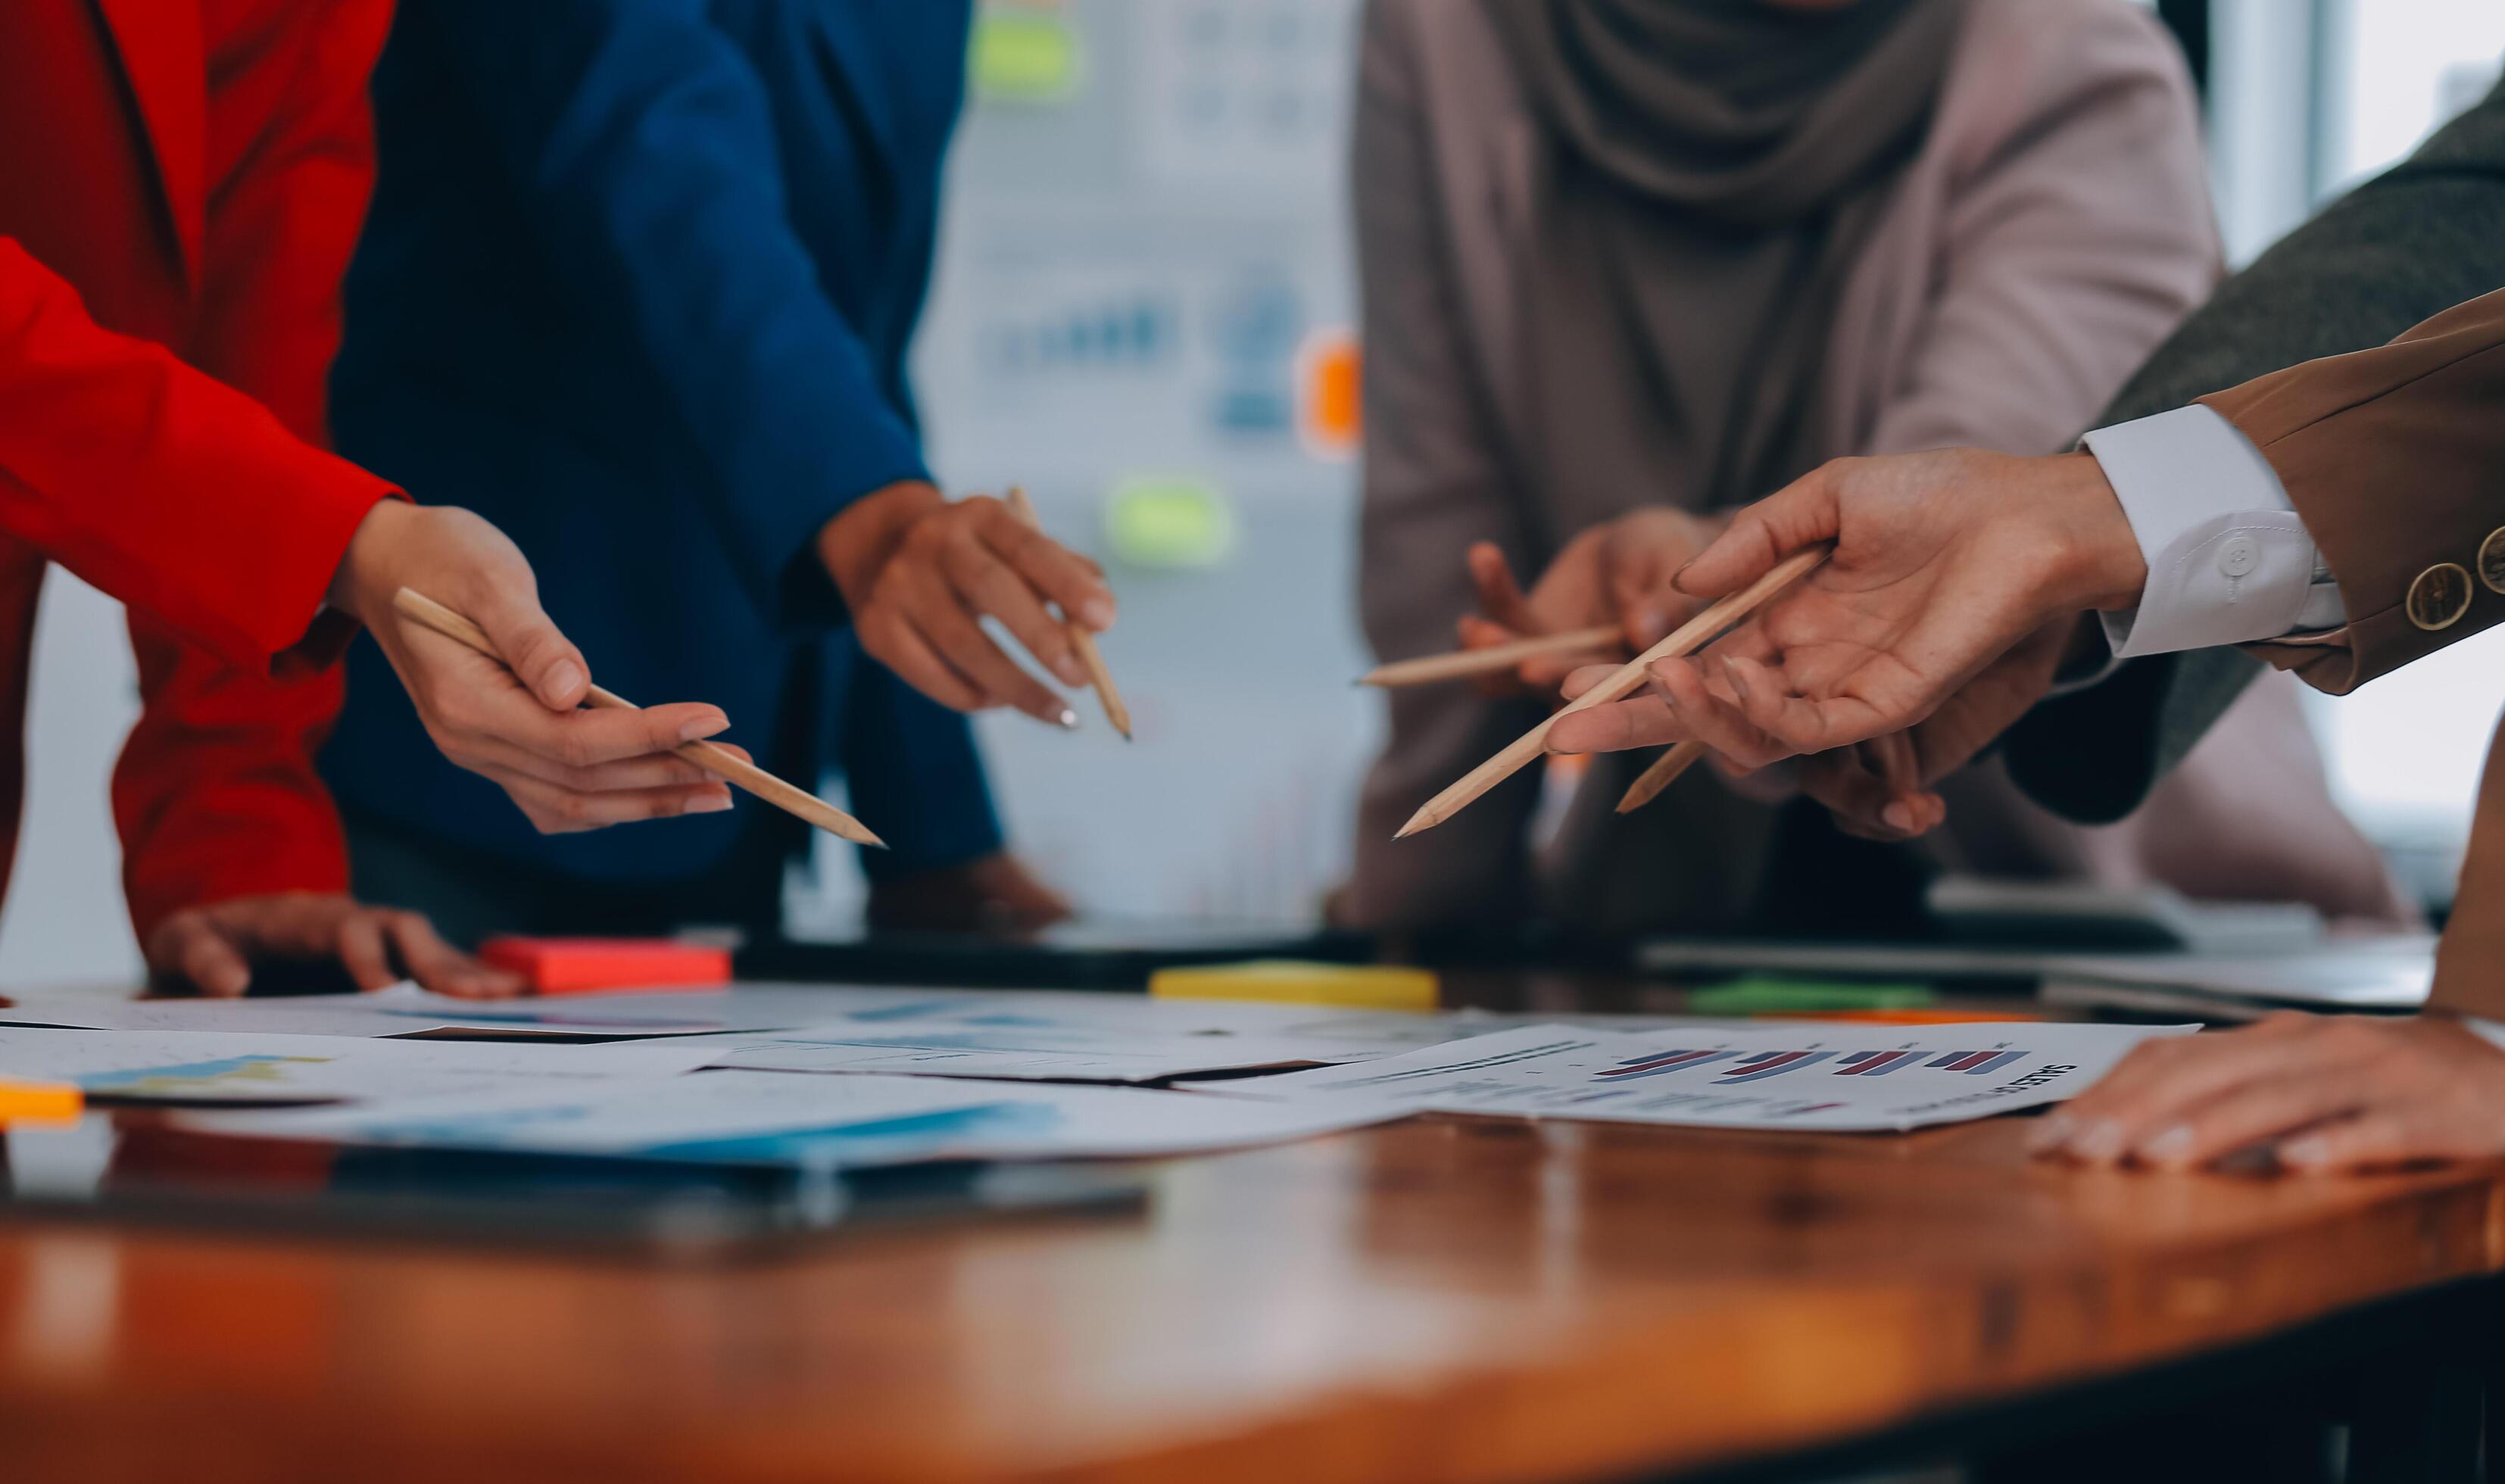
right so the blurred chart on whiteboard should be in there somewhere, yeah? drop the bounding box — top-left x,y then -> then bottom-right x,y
1230,1023 -> 2194,1133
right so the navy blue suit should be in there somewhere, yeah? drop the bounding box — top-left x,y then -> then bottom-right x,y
326,0 -> 999,892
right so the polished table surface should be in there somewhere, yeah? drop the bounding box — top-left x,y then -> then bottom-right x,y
4,974 -> 2501,1482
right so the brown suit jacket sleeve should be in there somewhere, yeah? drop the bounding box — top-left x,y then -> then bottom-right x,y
2198,287 -> 2505,1016
2207,287 -> 2505,692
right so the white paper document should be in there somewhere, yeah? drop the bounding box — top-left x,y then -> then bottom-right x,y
0,984 -> 948,1040
1230,1021 -> 2194,1132
0,983 -> 1466,1053
0,1026 -> 724,1105
697,1016 -> 1413,1083
186,1070 -> 1403,1168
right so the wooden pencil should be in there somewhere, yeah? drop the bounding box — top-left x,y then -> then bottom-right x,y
391,588 -> 886,848
1615,740 -> 1708,814
1358,625 -> 1623,689
1004,485 -> 1132,740
1394,544 -> 1829,839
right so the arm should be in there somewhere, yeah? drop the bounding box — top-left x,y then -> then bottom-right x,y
419,0 -> 925,621
119,0 -> 392,952
1341,0 -> 1545,930
0,239 -> 744,861
2207,288 -> 2505,688
1549,292 -> 2505,816
2003,76 -> 2505,821
0,238 -> 385,667
419,1 -> 1112,726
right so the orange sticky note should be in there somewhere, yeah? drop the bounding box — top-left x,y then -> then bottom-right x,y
476,937 -> 732,996
0,1080 -> 83,1124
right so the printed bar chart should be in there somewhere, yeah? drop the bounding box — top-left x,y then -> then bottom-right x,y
1713,1051 -> 1836,1085
1593,1050 -> 1737,1082
1833,1050 -> 1926,1077
1928,1050 -> 2028,1076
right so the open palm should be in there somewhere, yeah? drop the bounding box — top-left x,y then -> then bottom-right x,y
1549,447 -> 2145,762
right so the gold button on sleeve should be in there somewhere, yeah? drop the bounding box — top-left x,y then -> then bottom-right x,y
2478,528 -> 2505,596
2407,562 -> 2472,631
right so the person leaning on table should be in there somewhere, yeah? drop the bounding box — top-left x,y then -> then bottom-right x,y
1545,283 -> 2505,1173
2,0 -> 735,998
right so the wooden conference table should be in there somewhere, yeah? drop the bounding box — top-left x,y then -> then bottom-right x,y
3,969 -> 2502,1482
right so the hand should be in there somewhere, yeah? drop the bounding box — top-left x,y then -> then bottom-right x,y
1791,617 -> 2081,840
1457,510 -> 1721,695
145,893 -> 525,1000
865,852 -> 1075,934
2031,1012 -> 2505,1173
1545,449 -> 2145,763
329,501 -> 735,833
819,482 -> 1117,725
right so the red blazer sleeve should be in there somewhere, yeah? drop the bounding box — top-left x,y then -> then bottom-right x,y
114,0 -> 398,934
0,236 -> 388,666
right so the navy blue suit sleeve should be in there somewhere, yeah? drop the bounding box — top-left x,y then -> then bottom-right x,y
424,0 -> 928,621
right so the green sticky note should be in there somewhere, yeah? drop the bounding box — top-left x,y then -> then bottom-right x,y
1688,975 -> 1936,1014
1105,476 -> 1236,569
970,11 -> 1083,104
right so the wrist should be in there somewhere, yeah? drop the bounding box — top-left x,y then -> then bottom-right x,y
326,497 -> 417,625
818,479 -> 944,606
2039,452 -> 2148,613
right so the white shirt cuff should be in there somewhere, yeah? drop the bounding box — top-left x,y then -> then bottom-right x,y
2082,406 -> 2346,659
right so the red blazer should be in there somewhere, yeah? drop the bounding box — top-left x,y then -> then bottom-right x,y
0,0 -> 396,937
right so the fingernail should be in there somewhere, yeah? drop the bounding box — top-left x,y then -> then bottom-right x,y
541,661 -> 585,703
686,793 -> 733,814
1081,597 -> 1116,630
1056,658 -> 1087,686
1720,654 -> 1750,701
2278,1136 -> 2332,1168
2025,1112 -> 2076,1154
2142,1125 -> 2197,1165
1881,802 -> 1915,833
2073,1119 -> 2127,1162
1636,607 -> 1670,642
680,714 -> 730,744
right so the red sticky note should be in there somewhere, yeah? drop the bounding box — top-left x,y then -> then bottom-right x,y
477,937 -> 732,996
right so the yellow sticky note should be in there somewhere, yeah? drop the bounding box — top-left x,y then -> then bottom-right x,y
0,1080 -> 83,1125
1150,961 -> 1438,1012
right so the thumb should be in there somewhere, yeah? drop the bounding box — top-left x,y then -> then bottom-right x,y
1676,465 -> 1844,600
471,588 -> 590,711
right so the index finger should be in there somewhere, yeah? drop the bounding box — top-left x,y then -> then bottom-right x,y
488,695 -> 733,771
977,501 -> 1117,631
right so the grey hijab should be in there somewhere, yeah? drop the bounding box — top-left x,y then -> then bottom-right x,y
1483,0 -> 1964,527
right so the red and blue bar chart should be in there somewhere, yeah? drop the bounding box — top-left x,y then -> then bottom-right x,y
1593,1045 -> 2034,1088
